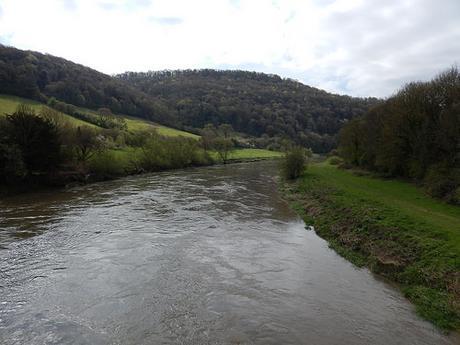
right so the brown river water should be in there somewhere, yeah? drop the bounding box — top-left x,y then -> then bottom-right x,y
0,161 -> 458,345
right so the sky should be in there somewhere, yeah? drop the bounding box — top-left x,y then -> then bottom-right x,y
0,0 -> 459,97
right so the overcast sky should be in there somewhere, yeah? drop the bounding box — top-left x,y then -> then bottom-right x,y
0,0 -> 459,97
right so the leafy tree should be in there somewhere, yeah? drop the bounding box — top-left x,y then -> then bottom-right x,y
338,118 -> 365,165
201,123 -> 236,163
213,137 -> 235,164
6,105 -> 61,174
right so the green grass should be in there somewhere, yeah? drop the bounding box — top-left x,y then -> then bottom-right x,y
210,148 -> 283,162
0,94 -> 200,138
285,161 -> 460,330
88,147 -> 142,176
76,106 -> 200,138
0,94 -> 96,127
230,148 -> 284,160
0,94 -> 42,112
310,162 -> 460,245
154,125 -> 200,139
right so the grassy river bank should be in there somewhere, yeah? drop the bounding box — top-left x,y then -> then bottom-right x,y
0,94 -> 283,194
283,160 -> 460,331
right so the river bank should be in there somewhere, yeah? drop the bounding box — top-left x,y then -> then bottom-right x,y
282,160 -> 460,331
0,148 -> 282,196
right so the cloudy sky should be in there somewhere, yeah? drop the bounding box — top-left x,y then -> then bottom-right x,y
0,0 -> 459,97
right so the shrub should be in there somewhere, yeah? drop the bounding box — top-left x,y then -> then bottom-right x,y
89,150 -> 125,177
138,135 -> 212,172
328,156 -> 343,165
281,147 -> 309,180
424,164 -> 459,202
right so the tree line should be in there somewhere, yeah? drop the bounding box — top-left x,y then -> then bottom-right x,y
338,67 -> 460,203
0,44 -> 377,154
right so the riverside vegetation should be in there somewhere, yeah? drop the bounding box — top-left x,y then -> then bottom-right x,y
282,67 -> 460,331
284,159 -> 460,330
0,100 -> 281,191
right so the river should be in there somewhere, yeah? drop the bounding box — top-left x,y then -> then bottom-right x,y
0,162 -> 457,344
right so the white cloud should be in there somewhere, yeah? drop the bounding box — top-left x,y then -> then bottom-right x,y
0,0 -> 458,97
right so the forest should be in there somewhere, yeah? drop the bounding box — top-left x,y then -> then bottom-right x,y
0,44 -> 377,153
117,69 -> 378,152
338,67 -> 460,204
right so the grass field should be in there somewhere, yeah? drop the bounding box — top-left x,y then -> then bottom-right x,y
0,94 -> 200,138
0,94 -> 95,127
286,160 -> 460,330
210,148 -> 283,162
230,148 -> 284,160
76,105 -> 200,138
154,125 -> 200,139
310,162 -> 460,246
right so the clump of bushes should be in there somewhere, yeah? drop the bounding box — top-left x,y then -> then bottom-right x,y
281,147 -> 310,180
139,135 -> 212,171
88,150 -> 125,178
0,104 -> 215,188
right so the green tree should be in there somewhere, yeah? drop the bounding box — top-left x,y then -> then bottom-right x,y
6,105 -> 61,174
213,137 -> 234,164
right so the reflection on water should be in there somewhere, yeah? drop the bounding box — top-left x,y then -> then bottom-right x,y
0,162 -> 458,344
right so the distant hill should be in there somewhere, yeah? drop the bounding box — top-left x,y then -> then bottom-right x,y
0,45 -> 379,152
0,44 -> 176,126
117,70 -> 379,151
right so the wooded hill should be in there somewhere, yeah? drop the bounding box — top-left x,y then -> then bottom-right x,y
0,45 -> 175,126
0,44 -> 378,152
117,70 -> 378,152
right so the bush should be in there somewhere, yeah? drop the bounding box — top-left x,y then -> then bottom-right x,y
328,156 -> 343,165
424,164 -> 459,203
281,147 -> 308,180
138,135 -> 212,172
89,150 -> 125,177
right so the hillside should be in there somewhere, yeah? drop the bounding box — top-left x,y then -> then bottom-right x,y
0,44 -> 378,152
0,44 -> 176,126
117,70 -> 379,151
0,94 -> 199,139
